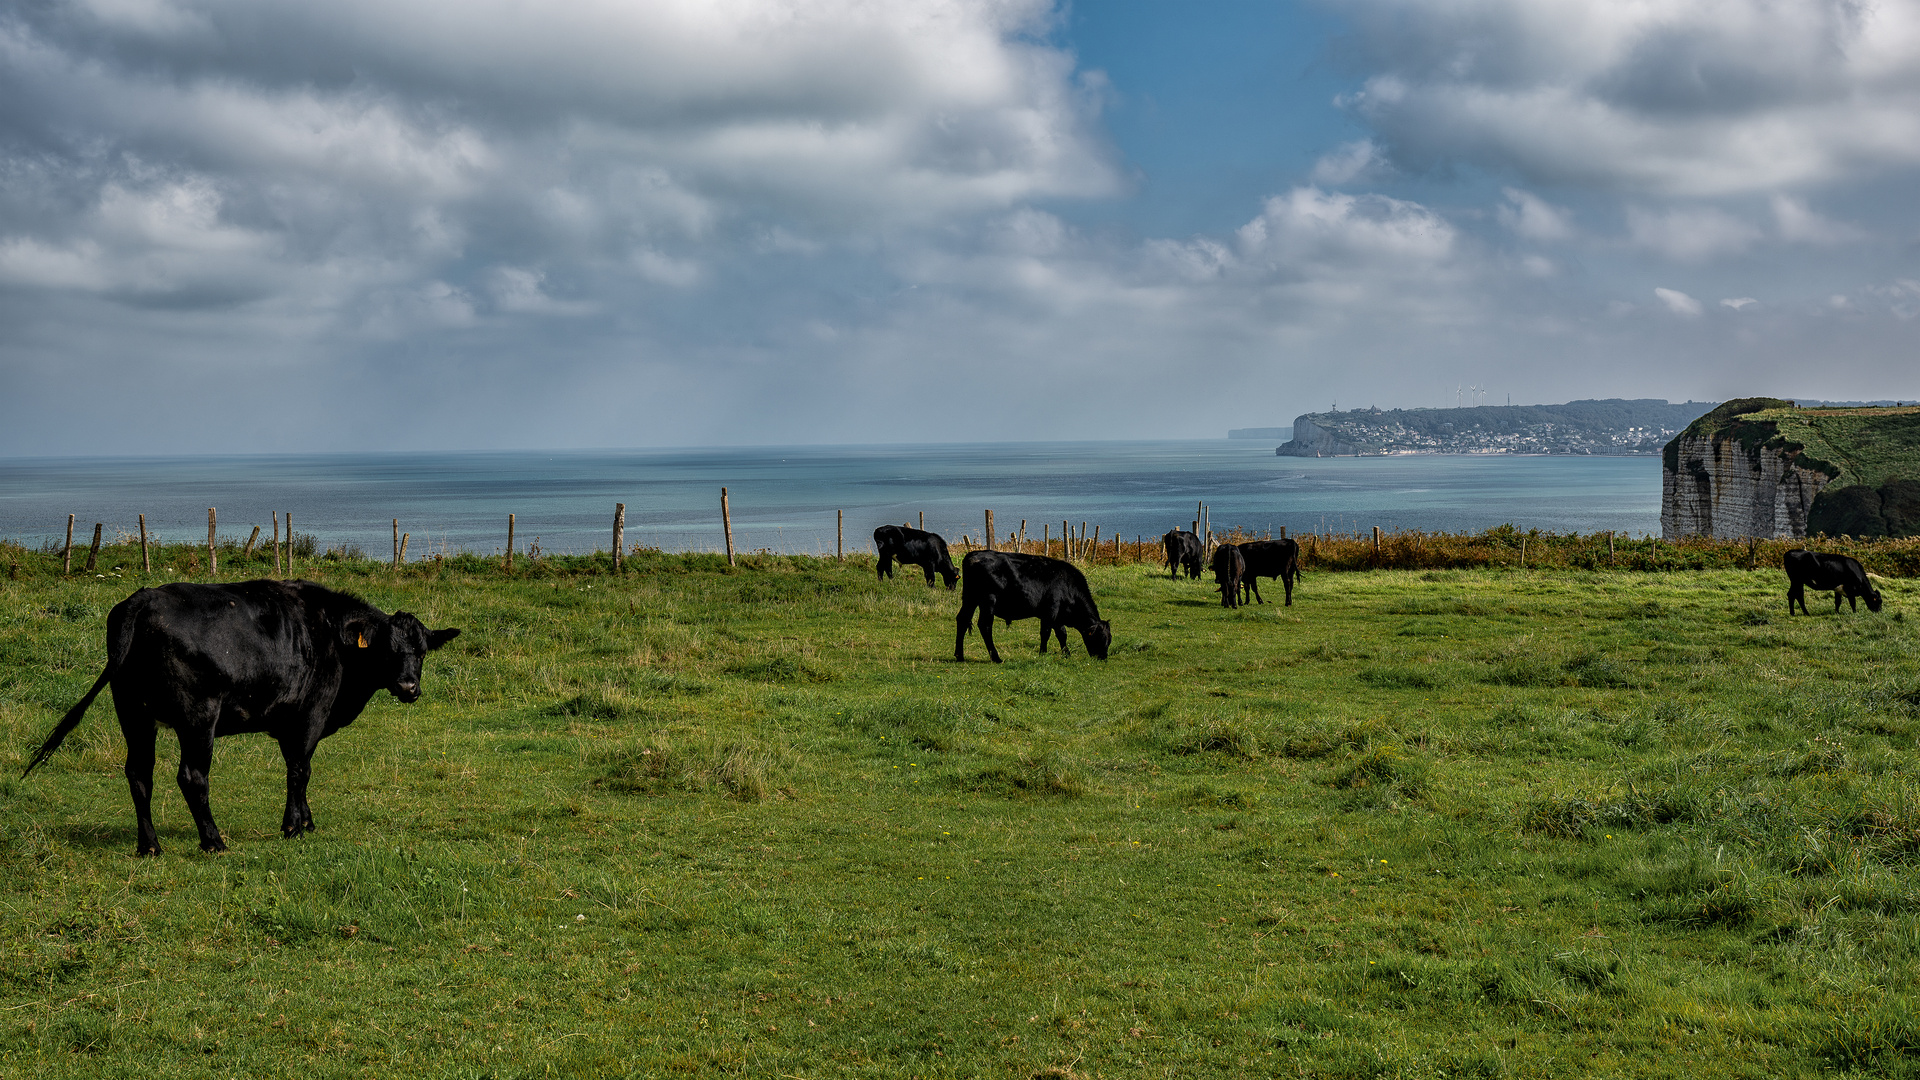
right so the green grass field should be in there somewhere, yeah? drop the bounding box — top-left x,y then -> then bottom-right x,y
4,553 -> 1919,1078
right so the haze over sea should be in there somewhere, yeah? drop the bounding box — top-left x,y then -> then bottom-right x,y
0,443 -> 1661,558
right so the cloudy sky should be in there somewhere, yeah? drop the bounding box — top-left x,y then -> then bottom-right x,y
3,0 -> 1917,453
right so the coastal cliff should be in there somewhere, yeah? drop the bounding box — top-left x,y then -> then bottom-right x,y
1275,399 -> 1704,457
1661,399 -> 1920,540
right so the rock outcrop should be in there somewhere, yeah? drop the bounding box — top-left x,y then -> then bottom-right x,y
1662,398 -> 1920,540
1277,415 -> 1369,457
1662,399 -> 1831,539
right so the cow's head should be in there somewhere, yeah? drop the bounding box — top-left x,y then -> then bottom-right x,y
343,612 -> 461,702
1082,618 -> 1112,660
1867,587 -> 1885,613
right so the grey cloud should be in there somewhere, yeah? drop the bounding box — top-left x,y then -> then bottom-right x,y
1337,0 -> 1920,195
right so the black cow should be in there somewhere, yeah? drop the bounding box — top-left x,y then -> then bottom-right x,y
1212,543 -> 1245,608
23,580 -> 460,856
955,551 -> 1111,663
875,525 -> 958,589
1235,538 -> 1301,606
1785,549 -> 1883,615
1162,529 -> 1203,579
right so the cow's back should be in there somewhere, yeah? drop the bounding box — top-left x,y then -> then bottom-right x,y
116,581 -> 327,727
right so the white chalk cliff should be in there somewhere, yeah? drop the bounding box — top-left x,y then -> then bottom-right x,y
1661,430 -> 1829,540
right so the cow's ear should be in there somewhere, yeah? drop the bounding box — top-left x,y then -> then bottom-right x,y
427,628 -> 462,651
340,614 -> 386,652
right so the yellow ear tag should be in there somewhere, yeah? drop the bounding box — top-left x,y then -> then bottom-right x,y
357,634 -> 368,649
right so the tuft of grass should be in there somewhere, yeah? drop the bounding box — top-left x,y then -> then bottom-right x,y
592,733 -> 788,802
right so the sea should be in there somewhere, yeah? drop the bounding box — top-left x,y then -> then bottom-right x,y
0,442 -> 1663,558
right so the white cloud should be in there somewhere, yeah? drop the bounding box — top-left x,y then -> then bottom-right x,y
1497,188 -> 1573,241
1338,0 -> 1920,196
1721,297 -> 1758,310
1655,286 -> 1703,315
1626,205 -> 1762,262
1770,195 -> 1866,244
1309,141 -> 1385,186
0,0 -> 1118,317
1236,187 -> 1456,266
489,267 -> 596,315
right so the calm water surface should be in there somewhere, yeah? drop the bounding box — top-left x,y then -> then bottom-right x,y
0,443 -> 1662,556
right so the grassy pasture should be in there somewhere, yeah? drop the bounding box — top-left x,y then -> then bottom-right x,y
3,554 -> 1920,1078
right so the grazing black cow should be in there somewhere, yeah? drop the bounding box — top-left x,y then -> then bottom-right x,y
1162,529 -> 1203,579
874,525 -> 959,589
23,580 -> 460,856
1235,538 -> 1301,606
1784,549 -> 1883,615
1212,543 -> 1245,608
955,551 -> 1111,663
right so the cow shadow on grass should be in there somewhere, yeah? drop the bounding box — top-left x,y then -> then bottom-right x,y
1166,599 -> 1222,607
42,823 -> 134,852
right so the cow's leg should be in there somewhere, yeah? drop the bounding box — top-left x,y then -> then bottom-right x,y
277,732 -> 318,838
922,561 -> 938,587
118,711 -> 162,857
954,601 -> 975,661
1282,572 -> 1294,606
1054,623 -> 1071,657
174,719 -> 225,853
1843,590 -> 1855,612
977,602 -> 1003,663
877,553 -> 893,581
1788,583 -> 1804,615
1247,576 -> 1263,604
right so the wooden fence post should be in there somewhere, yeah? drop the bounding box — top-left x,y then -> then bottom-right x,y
1607,531 -> 1615,564
85,523 -> 102,572
1018,519 -> 1026,552
1042,523 -> 1050,557
244,526 -> 260,557
393,519 -> 401,568
721,488 -> 734,566
1063,520 -> 1071,561
506,513 -> 515,570
1091,526 -> 1100,562
837,510 -> 843,561
208,508 -> 217,576
139,513 -> 150,573
985,509 -> 995,551
400,533 -> 410,563
918,511 -> 924,532
285,513 -> 294,576
1279,525 -> 1287,540
1519,536 -> 1528,568
63,514 -> 74,574
613,503 -> 626,571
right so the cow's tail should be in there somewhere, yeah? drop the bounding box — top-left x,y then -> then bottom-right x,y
23,602 -> 135,778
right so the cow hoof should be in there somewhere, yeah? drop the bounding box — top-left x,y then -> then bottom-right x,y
201,839 -> 228,853
136,846 -> 161,858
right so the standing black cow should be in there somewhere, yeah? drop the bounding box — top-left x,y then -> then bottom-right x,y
955,551 -> 1111,663
1235,538 -> 1301,605
23,580 -> 460,856
1162,529 -> 1203,579
874,525 -> 959,588
1212,543 -> 1245,608
1784,549 -> 1883,615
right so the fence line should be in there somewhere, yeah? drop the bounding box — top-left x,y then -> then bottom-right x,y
14,505 -> 1920,578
